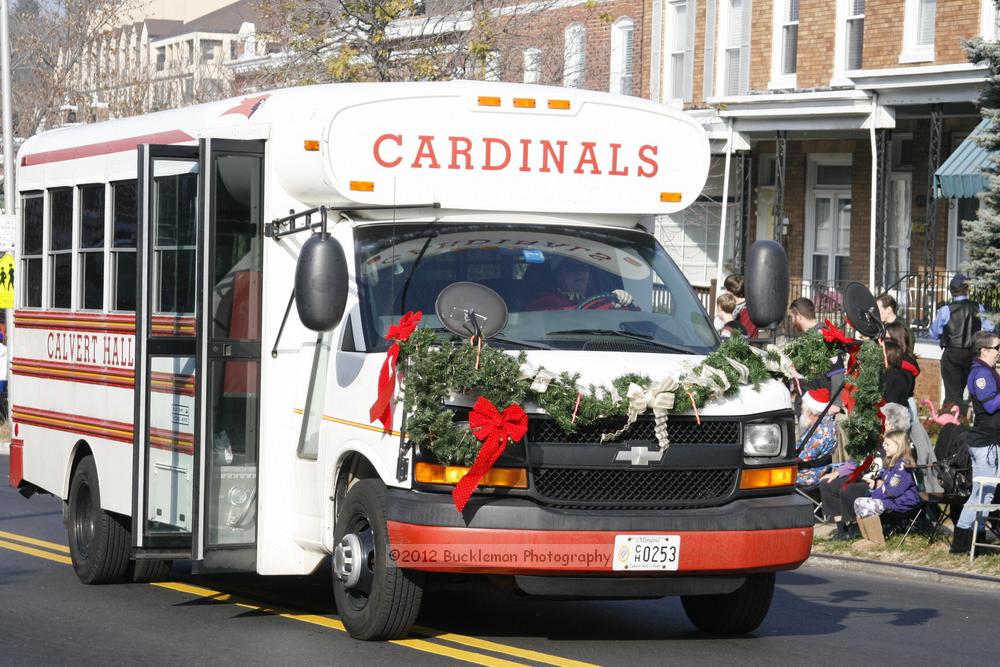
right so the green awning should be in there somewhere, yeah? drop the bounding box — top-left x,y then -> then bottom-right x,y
935,118 -> 994,199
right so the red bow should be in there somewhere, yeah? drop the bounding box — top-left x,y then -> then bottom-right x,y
452,397 -> 528,512
821,319 -> 854,346
369,311 -> 422,433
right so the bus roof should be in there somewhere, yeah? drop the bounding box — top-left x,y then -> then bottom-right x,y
17,81 -> 710,217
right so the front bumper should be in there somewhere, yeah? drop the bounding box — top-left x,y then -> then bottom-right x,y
386,490 -> 813,575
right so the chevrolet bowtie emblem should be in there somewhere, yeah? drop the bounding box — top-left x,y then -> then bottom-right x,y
615,446 -> 664,466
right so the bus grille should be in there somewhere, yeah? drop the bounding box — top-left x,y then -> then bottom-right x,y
531,467 -> 739,509
528,418 -> 740,445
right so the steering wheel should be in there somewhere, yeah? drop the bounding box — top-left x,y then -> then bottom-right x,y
576,293 -> 640,311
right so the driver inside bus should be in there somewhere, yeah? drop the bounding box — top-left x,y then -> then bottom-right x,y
525,257 -> 635,311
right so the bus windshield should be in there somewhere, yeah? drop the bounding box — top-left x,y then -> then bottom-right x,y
354,223 -> 719,354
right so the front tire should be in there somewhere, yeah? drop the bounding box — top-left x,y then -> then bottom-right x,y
67,456 -> 131,584
681,572 -> 775,634
332,479 -> 424,640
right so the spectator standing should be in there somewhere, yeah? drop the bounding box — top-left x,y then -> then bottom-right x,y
877,293 -> 899,325
882,339 -> 915,405
929,273 -> 994,410
950,330 -> 1000,554
885,321 -> 919,377
723,274 -> 759,338
716,293 -> 746,338
788,297 -> 821,333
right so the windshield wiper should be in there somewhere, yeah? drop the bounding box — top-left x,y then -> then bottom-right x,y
423,327 -> 552,350
489,335 -> 552,350
545,329 -> 695,354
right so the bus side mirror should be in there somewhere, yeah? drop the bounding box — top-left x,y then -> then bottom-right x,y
295,232 -> 349,332
744,240 -> 789,329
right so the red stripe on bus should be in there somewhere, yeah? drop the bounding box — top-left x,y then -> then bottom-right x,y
19,130 -> 195,167
12,405 -> 134,444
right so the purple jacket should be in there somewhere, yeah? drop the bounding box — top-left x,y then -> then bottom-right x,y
870,461 -> 920,513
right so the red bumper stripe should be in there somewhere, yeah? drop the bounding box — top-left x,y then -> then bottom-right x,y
387,521 -> 812,575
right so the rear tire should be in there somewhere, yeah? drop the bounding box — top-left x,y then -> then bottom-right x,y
332,479 -> 424,640
681,573 -> 775,635
67,456 -> 131,584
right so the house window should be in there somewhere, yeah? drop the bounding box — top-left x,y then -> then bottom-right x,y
721,0 -> 750,96
666,2 -> 693,101
951,198 -> 979,272
780,0 -> 798,75
610,17 -> 635,95
201,39 -> 222,63
21,193 -> 43,308
49,188 -> 73,309
563,23 -> 585,88
112,180 -> 138,312
806,157 -> 853,285
981,0 -> 1000,40
891,134 -> 913,171
845,0 -> 864,70
78,184 -> 105,311
901,0 -> 935,63
523,48 -> 541,84
155,46 -> 165,71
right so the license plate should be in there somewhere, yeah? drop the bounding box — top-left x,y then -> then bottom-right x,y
612,535 -> 680,571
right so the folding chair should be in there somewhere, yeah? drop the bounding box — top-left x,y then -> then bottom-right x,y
968,475 -> 1000,562
795,454 -> 833,522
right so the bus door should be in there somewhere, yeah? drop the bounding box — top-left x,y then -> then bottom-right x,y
133,140 -> 265,570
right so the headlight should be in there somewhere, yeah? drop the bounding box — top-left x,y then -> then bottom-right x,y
743,423 -> 782,457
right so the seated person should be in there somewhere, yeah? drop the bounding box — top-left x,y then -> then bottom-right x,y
853,429 -> 920,546
525,257 -> 634,311
716,292 -> 746,338
796,388 -> 839,487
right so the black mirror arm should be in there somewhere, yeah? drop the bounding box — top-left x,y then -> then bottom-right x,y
271,289 -> 296,358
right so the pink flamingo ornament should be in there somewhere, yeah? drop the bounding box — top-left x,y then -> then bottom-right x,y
922,399 -> 961,426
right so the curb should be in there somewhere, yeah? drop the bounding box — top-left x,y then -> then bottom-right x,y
806,553 -> 1000,592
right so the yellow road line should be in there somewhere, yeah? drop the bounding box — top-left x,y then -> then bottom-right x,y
154,581 -> 529,667
0,530 -> 71,553
0,539 -> 72,564
416,630 -> 600,667
2,532 -> 594,667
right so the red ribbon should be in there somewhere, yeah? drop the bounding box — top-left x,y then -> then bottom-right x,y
821,319 -> 854,346
452,397 -> 528,512
369,311 -> 422,433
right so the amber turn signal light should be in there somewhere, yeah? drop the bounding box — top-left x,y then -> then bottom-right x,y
739,465 -> 796,490
415,462 -> 528,488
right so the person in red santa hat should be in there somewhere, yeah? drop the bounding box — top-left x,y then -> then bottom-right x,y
796,387 -> 841,488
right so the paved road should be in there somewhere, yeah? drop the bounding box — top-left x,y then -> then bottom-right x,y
1,454 -> 996,666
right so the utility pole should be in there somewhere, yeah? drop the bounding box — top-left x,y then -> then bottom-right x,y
1,0 -> 13,423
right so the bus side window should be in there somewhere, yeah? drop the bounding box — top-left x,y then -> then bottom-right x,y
111,181 -> 138,311
48,188 -> 73,309
21,193 -> 43,308
79,184 -> 105,311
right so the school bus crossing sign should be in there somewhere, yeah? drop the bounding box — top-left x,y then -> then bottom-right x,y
0,252 -> 13,309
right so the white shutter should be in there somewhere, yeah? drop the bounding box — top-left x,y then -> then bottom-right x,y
738,0 -> 752,94
650,0 -> 664,101
683,0 -> 696,101
703,0 -> 716,99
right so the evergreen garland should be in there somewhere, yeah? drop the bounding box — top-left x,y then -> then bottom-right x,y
399,331 -> 780,465
842,340 -> 885,458
783,329 -> 838,380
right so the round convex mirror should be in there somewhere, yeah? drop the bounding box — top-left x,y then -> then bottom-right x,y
434,282 -> 508,339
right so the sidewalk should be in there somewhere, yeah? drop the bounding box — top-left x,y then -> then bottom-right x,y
808,521 -> 1000,592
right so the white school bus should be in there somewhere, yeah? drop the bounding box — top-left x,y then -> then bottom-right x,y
9,81 -> 812,640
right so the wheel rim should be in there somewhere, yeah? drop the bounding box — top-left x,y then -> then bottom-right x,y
334,513 -> 376,610
74,480 -> 96,560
